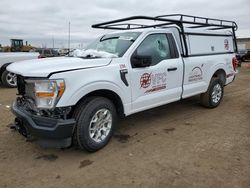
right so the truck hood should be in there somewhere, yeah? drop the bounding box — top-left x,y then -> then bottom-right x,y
7,57 -> 112,77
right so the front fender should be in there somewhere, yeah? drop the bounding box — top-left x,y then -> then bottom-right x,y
56,81 -> 129,109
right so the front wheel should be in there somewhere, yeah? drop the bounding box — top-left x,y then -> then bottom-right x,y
73,97 -> 117,152
1,70 -> 17,88
200,78 -> 224,108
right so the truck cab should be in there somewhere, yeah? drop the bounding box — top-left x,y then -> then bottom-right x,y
7,14 -> 238,152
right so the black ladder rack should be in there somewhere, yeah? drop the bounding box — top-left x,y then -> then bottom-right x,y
92,14 -> 237,31
92,14 -> 238,56
156,14 -> 238,30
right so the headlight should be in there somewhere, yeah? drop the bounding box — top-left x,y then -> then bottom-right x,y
27,79 -> 65,109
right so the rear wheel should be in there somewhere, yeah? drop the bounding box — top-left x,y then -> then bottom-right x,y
200,78 -> 224,108
1,70 -> 17,88
73,97 -> 117,152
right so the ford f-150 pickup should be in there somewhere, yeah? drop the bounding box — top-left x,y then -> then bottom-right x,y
7,14 -> 238,152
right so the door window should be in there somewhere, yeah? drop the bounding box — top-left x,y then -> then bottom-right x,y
135,34 -> 171,66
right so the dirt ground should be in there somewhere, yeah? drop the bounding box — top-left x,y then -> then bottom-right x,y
0,64 -> 250,188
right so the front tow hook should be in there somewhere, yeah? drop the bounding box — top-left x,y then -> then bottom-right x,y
15,118 -> 28,137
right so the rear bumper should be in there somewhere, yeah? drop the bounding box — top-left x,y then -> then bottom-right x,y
11,101 -> 76,148
225,70 -> 238,85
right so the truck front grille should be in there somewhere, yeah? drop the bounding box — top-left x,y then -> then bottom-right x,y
25,82 -> 36,99
16,75 -> 35,99
17,75 -> 25,95
16,76 -> 37,114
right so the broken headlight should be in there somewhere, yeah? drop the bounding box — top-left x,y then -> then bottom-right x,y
26,79 -> 65,109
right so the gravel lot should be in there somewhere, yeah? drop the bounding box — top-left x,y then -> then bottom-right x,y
0,64 -> 250,188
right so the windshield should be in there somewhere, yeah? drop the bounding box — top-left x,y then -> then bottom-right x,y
85,32 -> 141,57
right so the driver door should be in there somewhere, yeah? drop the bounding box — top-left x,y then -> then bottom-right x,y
130,33 -> 183,113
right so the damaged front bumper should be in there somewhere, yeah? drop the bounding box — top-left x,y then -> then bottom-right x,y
11,101 -> 76,148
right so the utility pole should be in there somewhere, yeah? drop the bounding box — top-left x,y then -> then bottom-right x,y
68,22 -> 71,52
52,36 -> 54,49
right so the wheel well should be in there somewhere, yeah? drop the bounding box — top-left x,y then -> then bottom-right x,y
0,63 -> 12,77
75,89 -> 125,117
212,69 -> 226,85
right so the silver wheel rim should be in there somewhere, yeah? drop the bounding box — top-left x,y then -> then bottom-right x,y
89,108 -> 112,143
6,72 -> 17,87
212,84 -> 222,104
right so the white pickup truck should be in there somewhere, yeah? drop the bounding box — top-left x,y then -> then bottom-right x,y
8,15 -> 238,152
0,52 -> 39,87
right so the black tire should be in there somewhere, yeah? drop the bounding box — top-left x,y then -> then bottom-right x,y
1,70 -> 17,88
200,78 -> 224,108
71,97 -> 95,147
73,97 -> 117,152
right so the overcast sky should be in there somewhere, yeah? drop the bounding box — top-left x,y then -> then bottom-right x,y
1,0 -> 250,48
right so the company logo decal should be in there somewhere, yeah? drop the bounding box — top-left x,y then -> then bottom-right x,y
188,67 -> 203,82
119,64 -> 126,69
140,73 -> 152,88
145,86 -> 166,94
140,72 -> 167,93
224,39 -> 229,50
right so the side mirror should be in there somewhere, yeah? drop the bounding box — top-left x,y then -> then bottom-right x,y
131,55 -> 152,68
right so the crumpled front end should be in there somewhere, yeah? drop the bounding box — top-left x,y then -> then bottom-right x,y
11,75 -> 76,148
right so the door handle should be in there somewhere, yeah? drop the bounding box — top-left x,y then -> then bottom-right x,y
167,67 -> 177,72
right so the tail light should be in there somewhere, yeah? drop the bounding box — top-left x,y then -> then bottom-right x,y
232,57 -> 238,71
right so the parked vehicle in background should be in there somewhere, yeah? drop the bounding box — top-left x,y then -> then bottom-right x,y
241,50 -> 250,62
0,52 -> 39,87
36,48 -> 60,58
236,50 -> 250,67
8,14 -> 238,152
58,48 -> 70,56
236,50 -> 245,67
